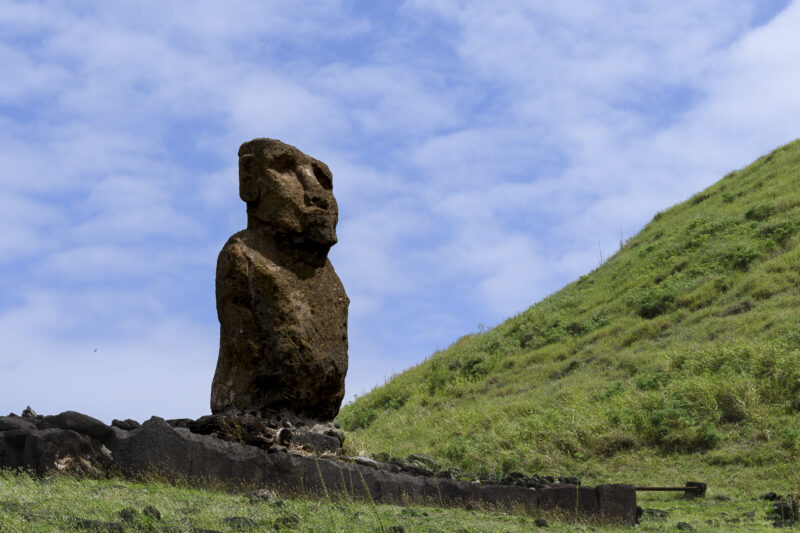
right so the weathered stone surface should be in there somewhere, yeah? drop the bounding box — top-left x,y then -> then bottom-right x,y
117,508 -> 137,523
165,418 -> 192,429
0,416 -> 36,432
41,411 -> 112,439
181,413 -> 344,453
211,138 -> 349,421
407,453 -> 441,472
142,505 -> 162,521
247,488 -> 274,502
0,428 -> 106,475
111,419 -> 140,431
596,483 -> 638,524
290,428 -> 340,453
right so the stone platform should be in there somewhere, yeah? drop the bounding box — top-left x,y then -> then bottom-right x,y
0,410 -> 637,525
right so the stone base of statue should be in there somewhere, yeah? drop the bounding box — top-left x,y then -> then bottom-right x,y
0,408 -> 638,525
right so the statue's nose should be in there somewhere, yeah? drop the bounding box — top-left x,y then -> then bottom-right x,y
299,165 -> 331,209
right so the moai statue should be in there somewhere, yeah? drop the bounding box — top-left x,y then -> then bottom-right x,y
211,139 -> 349,421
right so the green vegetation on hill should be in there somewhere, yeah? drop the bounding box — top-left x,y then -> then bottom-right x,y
338,139 -> 800,488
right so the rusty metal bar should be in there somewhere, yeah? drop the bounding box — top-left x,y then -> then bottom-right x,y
635,486 -> 700,491
635,482 -> 706,497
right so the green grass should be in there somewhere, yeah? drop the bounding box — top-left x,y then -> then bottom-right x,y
337,139 -> 800,522
2,468 -> 537,532
1,468 -> 795,532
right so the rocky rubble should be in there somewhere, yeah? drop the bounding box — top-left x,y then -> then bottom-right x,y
762,492 -> 799,528
164,411 -> 344,455
0,407 -> 638,524
365,453 -> 583,490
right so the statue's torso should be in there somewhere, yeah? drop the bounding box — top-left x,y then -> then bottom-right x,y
211,230 -> 349,420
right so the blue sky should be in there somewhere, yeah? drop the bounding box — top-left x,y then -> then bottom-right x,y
1,0 -> 798,423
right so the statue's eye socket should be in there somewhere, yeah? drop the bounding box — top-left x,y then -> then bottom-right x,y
313,165 -> 333,190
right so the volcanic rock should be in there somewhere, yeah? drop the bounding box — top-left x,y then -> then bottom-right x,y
111,419 -> 140,431
40,411 -> 112,439
0,416 -> 36,431
211,138 -> 349,421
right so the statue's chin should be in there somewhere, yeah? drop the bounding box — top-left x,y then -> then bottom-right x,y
267,229 -> 334,269
309,234 -> 337,249
302,223 -> 337,248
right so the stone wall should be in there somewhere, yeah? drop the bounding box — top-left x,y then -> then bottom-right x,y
0,411 -> 637,524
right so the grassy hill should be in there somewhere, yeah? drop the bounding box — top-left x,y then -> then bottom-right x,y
338,139 -> 800,489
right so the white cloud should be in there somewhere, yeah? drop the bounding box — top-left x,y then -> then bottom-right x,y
0,318 -> 217,422
71,175 -> 204,243
670,1 -> 800,155
1,0 -> 799,419
471,234 -> 548,317
384,0 -> 800,334
0,284 -> 218,422
318,63 -> 463,136
226,73 -> 349,148
0,192 -> 65,258
0,44 -> 70,102
418,1 -> 753,90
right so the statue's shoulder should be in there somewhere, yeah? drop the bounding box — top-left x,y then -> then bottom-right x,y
219,230 -> 263,258
218,229 -> 282,276
220,229 -> 251,250
217,230 -> 252,267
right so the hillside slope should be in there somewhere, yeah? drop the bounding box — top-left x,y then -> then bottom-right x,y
337,139 -> 800,483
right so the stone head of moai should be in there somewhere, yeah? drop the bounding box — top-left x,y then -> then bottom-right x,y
238,138 -> 338,268
211,139 -> 349,422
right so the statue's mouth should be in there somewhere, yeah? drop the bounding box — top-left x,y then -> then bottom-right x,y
305,225 -> 337,247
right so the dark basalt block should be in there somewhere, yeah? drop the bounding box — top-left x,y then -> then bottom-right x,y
289,429 -> 340,453
41,411 -> 112,439
597,483 -> 639,524
111,419 -> 140,431
0,416 -> 37,431
0,427 -> 108,475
